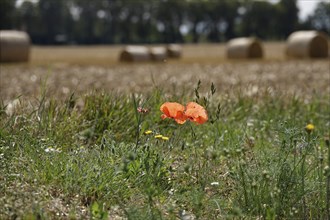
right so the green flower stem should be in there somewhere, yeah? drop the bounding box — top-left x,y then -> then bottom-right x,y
327,141 -> 330,219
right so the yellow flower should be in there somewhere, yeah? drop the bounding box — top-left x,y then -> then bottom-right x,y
144,130 -> 153,135
161,136 -> 169,141
154,134 -> 163,139
305,124 -> 315,133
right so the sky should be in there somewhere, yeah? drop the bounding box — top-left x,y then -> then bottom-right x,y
267,0 -> 326,20
296,0 -> 326,20
16,0 -> 326,21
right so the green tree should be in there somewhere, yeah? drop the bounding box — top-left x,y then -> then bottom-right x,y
1,0 -> 309,44
0,0 -> 18,29
301,1 -> 330,34
38,0 -> 72,44
18,1 -> 42,42
134,1 -> 157,43
187,0 -> 208,43
205,0 -> 240,42
240,1 -> 277,39
223,0 -> 241,40
115,0 -> 157,44
156,0 -> 187,43
276,0 -> 299,38
71,0 -> 101,44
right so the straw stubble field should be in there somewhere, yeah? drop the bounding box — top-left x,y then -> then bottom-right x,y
0,42 -> 329,102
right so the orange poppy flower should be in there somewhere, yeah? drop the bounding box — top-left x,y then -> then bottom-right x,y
184,102 -> 208,124
160,102 -> 187,124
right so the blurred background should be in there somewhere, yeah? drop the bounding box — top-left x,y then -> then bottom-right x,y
1,0 -> 329,45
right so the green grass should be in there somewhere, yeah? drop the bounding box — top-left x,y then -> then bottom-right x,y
1,81 -> 329,219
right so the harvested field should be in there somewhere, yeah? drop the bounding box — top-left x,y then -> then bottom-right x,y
0,42 -> 329,102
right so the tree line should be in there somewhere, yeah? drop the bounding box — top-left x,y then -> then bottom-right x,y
0,0 -> 329,45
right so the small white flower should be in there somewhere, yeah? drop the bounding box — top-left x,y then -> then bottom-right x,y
45,147 -> 54,153
247,119 -> 254,127
45,147 -> 61,153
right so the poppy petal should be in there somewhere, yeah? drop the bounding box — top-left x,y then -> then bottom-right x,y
185,102 -> 208,124
160,102 -> 187,124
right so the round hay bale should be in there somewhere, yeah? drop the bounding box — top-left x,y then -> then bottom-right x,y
166,44 -> 182,58
119,46 -> 150,62
286,31 -> 328,58
149,47 -> 167,61
0,30 -> 31,63
227,37 -> 263,59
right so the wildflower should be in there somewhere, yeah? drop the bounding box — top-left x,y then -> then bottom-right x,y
154,134 -> 163,139
160,102 -> 187,124
305,123 -> 315,134
144,130 -> 153,135
137,107 -> 149,114
184,102 -> 208,124
154,134 -> 169,141
45,146 -> 61,153
161,136 -> 169,141
160,101 -> 208,125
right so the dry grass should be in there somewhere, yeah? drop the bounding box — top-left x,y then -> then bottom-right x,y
0,42 -> 329,102
28,42 -> 286,66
